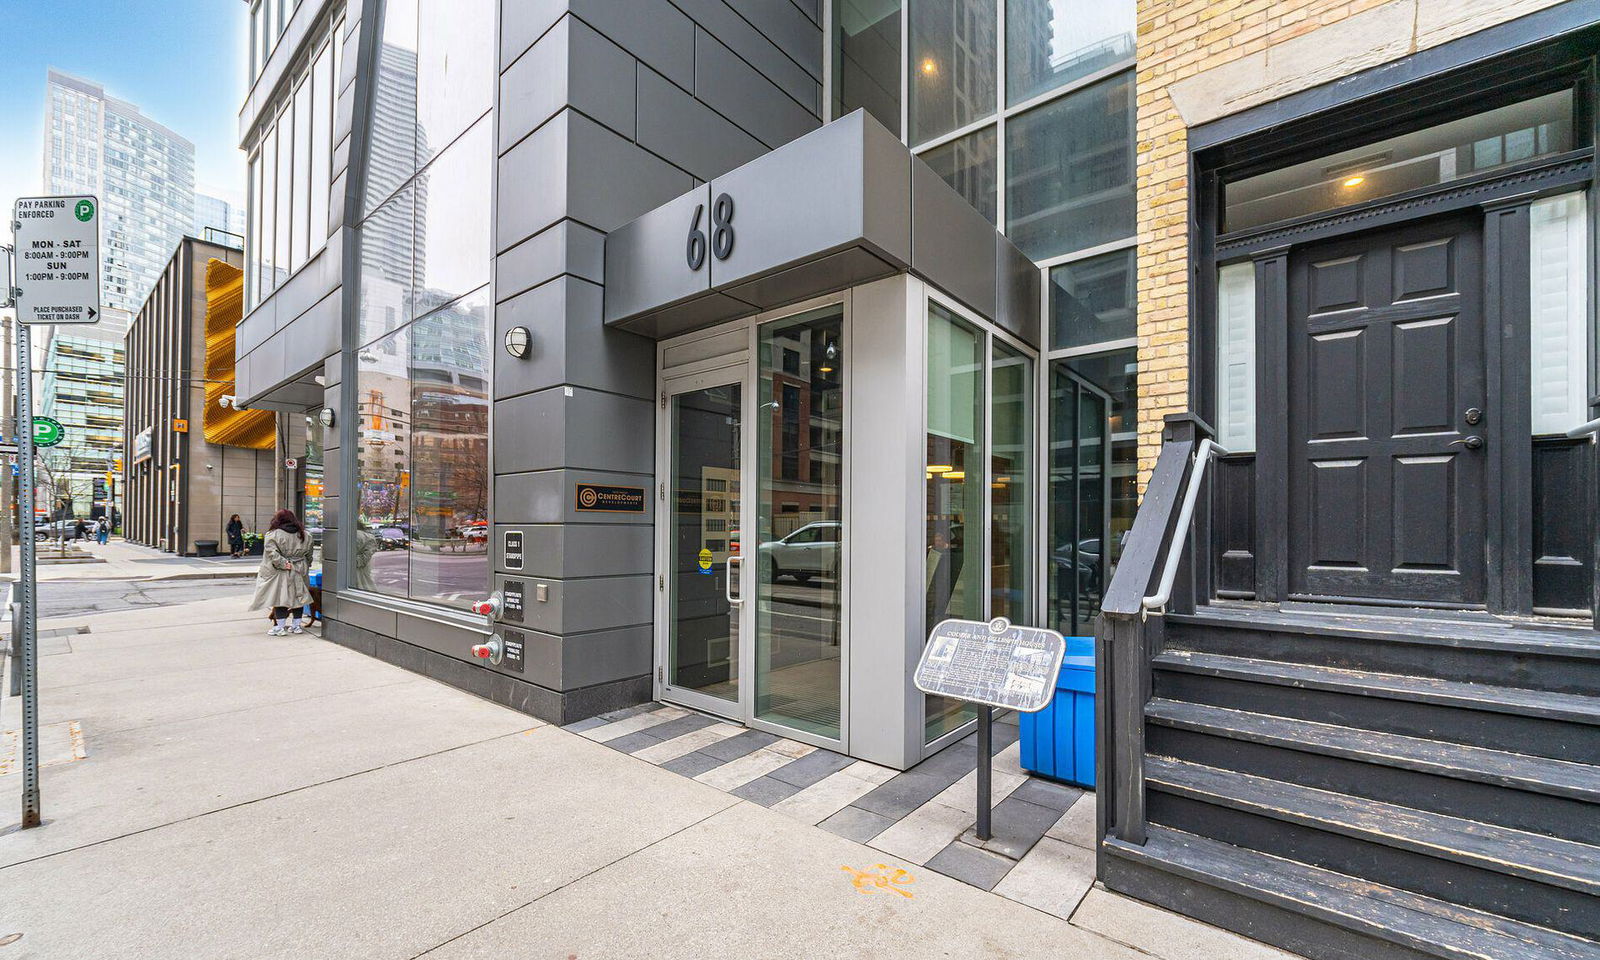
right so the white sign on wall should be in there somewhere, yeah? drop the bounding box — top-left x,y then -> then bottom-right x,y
12,195 -> 101,326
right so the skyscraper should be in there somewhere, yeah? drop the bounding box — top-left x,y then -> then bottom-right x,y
193,192 -> 245,247
43,69 -> 197,321
39,69 -> 197,514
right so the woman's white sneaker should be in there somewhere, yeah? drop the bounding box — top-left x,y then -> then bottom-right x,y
267,625 -> 287,636
288,623 -> 305,635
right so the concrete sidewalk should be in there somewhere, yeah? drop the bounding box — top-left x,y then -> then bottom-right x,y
0,597 -> 1297,960
2,538 -> 261,582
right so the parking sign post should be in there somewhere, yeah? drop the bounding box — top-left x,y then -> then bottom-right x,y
9,194 -> 103,829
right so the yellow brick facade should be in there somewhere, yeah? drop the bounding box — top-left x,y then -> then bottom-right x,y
1133,0 -> 1569,482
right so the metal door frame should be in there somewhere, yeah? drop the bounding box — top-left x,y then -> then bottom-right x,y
653,291 -> 854,752
655,361 -> 751,722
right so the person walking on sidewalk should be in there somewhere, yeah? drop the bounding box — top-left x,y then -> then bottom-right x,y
226,514 -> 245,558
250,508 -> 312,636
95,516 -> 109,545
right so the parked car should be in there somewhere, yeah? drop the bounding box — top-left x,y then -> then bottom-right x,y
375,526 -> 410,550
758,520 -> 840,583
33,519 -> 79,541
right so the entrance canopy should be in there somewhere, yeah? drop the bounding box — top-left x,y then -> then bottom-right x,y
604,110 -> 1040,348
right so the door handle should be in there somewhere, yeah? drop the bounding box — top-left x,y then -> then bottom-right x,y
725,555 -> 742,606
1449,436 -> 1484,450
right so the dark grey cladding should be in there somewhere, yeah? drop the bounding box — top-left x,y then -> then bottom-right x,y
602,109 -> 1041,348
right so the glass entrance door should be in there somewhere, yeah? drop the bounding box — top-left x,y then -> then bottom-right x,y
754,306 -> 846,742
663,374 -> 745,716
658,303 -> 849,747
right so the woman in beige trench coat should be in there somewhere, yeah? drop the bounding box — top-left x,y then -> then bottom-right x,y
251,509 -> 313,635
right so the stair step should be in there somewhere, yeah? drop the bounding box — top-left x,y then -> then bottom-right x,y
1155,651 -> 1600,726
1171,606 -> 1600,660
1146,757 -> 1600,897
1146,699 -> 1600,804
1105,825 -> 1600,960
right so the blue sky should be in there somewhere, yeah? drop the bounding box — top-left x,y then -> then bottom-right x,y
0,0 -> 249,217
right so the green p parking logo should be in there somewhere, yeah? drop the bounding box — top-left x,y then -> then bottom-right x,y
74,199 -> 95,222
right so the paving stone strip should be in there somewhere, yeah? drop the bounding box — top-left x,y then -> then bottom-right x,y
564,704 -> 1082,903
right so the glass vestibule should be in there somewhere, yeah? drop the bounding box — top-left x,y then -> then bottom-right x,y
922,294 -> 1038,745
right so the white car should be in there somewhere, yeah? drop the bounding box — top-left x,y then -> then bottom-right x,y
758,521 -> 840,583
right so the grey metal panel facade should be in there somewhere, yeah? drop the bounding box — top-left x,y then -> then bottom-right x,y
478,0 -> 819,720
910,159 -> 998,323
301,0 -> 823,724
601,110 -> 1038,348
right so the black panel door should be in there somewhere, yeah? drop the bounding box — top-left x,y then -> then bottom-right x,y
1287,214 -> 1488,605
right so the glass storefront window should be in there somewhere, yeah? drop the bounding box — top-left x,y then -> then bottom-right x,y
417,0 -> 495,168
831,0 -> 902,136
1049,248 -> 1135,350
291,77 -> 313,270
925,301 -> 983,741
259,124 -> 277,296
406,288 -> 491,607
1005,71 -> 1134,260
1005,0 -> 1134,107
354,326 -> 413,599
412,115 -> 492,320
920,125 -> 998,224
274,102 -> 293,287
310,41 -> 334,258
1224,90 -> 1574,232
756,307 -> 846,741
1048,367 -> 1106,636
365,0 -> 420,215
358,184 -> 415,348
1062,348 -> 1137,590
349,289 -> 490,609
991,341 -> 1032,622
909,0 -> 997,145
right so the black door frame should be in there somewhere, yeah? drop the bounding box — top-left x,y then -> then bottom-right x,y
1189,28 -> 1600,617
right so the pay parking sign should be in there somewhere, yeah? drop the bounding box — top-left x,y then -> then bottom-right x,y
12,195 -> 102,326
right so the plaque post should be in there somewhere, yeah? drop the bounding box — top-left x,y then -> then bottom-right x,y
976,704 -> 993,841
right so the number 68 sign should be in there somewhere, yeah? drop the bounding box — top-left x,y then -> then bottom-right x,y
686,192 -> 736,270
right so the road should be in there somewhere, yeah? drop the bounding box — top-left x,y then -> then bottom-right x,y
29,577 -> 253,619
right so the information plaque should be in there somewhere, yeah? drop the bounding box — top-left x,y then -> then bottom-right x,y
913,617 -> 1066,713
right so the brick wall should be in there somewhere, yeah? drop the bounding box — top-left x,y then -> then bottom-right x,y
1133,0 -> 1568,482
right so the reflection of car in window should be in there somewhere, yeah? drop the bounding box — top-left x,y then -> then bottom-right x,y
758,520 -> 840,583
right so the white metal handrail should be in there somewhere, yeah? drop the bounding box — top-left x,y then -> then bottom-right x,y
1566,415 -> 1600,441
1142,438 -> 1230,613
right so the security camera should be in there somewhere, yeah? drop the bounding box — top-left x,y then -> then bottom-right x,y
218,395 -> 236,409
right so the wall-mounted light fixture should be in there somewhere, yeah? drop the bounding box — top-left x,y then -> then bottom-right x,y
504,326 -> 532,359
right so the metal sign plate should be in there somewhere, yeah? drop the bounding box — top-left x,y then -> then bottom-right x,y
913,617 -> 1066,713
501,630 -> 525,673
503,530 -> 524,571
502,579 -> 525,623
575,482 -> 646,513
32,417 -> 63,448
12,195 -> 101,325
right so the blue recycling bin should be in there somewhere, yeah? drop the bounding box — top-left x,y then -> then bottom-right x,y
1018,635 -> 1096,787
306,569 -> 323,621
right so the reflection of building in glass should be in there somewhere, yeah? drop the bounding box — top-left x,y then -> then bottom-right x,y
763,326 -> 843,537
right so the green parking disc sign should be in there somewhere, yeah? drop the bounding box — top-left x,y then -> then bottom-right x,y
32,417 -> 64,448
74,198 -> 95,221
